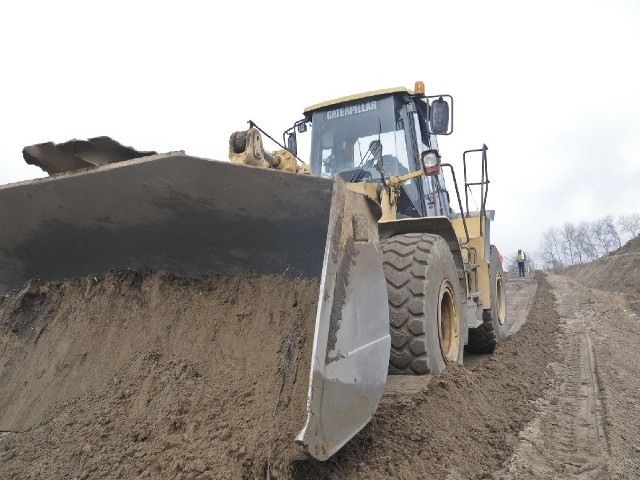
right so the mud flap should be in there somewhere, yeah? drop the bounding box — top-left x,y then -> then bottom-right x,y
296,179 -> 391,460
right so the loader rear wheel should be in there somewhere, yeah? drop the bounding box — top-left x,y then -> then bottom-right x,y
489,245 -> 508,342
465,320 -> 497,353
466,245 -> 508,353
489,245 -> 509,342
381,233 -> 464,375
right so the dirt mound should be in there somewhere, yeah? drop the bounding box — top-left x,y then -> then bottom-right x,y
0,271 -> 318,479
1,270 -> 564,479
563,235 -> 640,298
611,234 -> 640,256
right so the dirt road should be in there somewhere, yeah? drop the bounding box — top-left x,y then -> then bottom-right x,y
505,275 -> 537,335
495,272 -> 640,479
1,248 -> 639,478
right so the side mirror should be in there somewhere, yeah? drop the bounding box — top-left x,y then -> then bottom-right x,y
430,98 -> 449,134
297,123 -> 307,133
426,95 -> 453,135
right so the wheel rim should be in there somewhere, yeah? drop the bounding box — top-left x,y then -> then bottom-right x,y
496,273 -> 506,325
438,280 -> 460,362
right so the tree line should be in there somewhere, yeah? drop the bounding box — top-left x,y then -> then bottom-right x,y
538,213 -> 640,269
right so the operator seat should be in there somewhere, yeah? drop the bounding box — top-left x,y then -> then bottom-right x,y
381,155 -> 408,177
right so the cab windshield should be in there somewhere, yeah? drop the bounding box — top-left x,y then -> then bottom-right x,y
309,95 -> 417,180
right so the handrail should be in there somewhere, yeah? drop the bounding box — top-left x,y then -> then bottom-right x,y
441,163 -> 469,246
462,144 -> 490,236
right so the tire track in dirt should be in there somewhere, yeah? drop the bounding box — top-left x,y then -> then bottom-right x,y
557,270 -> 640,480
494,274 -> 609,479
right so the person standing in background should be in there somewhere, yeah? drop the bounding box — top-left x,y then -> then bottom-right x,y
516,249 -> 526,277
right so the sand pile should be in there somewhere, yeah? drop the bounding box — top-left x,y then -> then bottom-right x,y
0,271 -> 318,479
563,235 -> 640,298
1,270 -> 568,479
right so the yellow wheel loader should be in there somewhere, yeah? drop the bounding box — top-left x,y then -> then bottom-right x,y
0,81 -> 507,461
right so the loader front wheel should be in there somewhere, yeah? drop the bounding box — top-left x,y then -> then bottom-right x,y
381,233 -> 464,375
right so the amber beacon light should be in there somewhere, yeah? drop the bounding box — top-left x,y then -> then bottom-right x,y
414,81 -> 425,95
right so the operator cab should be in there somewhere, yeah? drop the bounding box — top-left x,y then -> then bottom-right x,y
300,87 -> 453,218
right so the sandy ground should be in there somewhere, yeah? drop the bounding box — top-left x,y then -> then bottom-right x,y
0,272 -> 319,479
495,273 -> 640,479
494,244 -> 640,479
1,237 -> 639,479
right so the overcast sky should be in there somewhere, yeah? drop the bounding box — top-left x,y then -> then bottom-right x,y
1,0 -> 639,260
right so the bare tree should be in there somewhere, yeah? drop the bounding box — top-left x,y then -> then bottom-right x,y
562,222 -> 579,265
537,214 -> 633,269
603,215 -> 622,249
539,227 -> 564,269
575,221 -> 598,261
592,218 -> 614,254
525,252 -> 538,271
618,213 -> 640,237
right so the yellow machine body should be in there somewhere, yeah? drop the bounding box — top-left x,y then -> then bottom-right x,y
3,82 -> 505,463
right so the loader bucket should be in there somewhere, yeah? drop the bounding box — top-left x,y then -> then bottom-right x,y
0,154 -> 334,291
0,154 -> 390,460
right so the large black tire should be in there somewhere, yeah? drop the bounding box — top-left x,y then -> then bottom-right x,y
465,320 -> 497,353
381,233 -> 464,375
466,245 -> 508,353
488,245 -> 508,341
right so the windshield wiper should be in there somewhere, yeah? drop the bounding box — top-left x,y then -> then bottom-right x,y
350,140 -> 382,183
350,119 -> 384,183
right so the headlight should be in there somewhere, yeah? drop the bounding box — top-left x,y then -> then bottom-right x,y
421,149 -> 441,168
